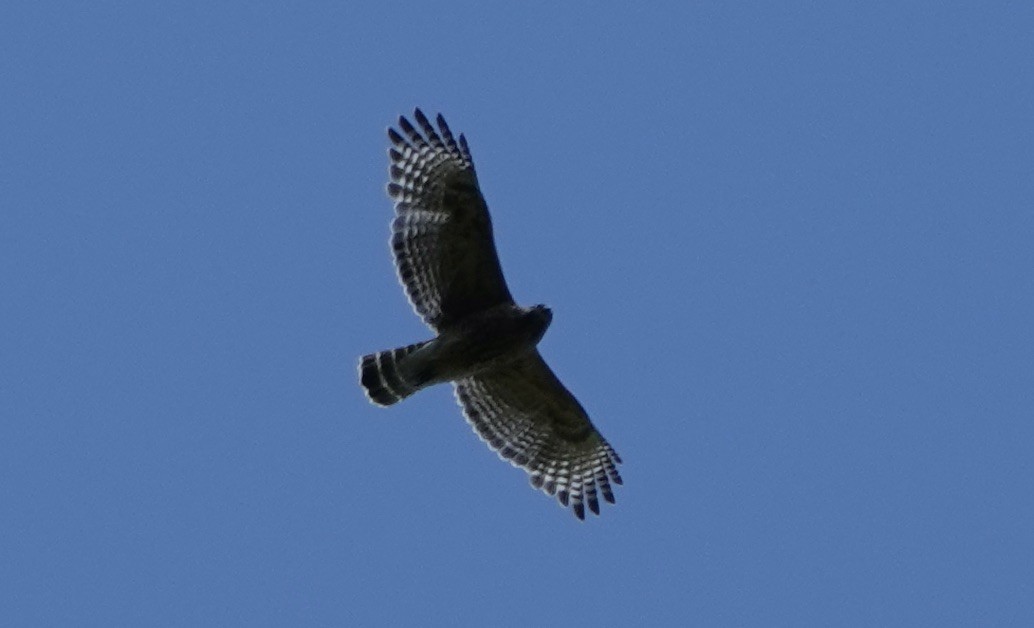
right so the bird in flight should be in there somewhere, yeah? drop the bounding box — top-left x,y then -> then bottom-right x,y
359,109 -> 622,519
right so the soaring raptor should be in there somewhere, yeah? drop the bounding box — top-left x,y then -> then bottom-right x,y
359,109 -> 622,519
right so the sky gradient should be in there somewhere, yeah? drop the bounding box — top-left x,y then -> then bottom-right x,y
3,3 -> 1033,626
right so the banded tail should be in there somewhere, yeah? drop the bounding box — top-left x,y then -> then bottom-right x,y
359,340 -> 432,406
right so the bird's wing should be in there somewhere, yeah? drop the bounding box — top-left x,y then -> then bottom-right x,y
453,350 -> 623,519
386,109 -> 514,331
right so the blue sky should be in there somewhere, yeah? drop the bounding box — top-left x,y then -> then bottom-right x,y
3,2 -> 1033,625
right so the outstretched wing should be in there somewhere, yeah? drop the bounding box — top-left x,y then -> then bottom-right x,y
386,109 -> 514,331
453,351 -> 623,520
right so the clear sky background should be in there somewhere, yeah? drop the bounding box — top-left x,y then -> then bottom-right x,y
3,3 -> 1033,626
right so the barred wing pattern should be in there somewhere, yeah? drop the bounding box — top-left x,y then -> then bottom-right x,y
454,351 -> 623,520
373,109 -> 624,520
386,110 -> 514,331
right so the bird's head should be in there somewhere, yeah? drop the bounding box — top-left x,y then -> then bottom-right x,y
521,304 -> 553,346
530,304 -> 553,326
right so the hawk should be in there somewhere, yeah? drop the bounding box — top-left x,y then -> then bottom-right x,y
359,109 -> 622,519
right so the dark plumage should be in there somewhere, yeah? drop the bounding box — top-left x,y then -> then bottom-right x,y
359,110 -> 622,519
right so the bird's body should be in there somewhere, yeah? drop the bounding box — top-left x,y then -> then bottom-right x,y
361,303 -> 551,402
359,109 -> 622,519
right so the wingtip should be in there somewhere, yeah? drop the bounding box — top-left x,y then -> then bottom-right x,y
398,115 -> 416,135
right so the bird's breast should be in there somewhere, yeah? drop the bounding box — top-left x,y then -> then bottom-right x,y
428,304 -> 550,381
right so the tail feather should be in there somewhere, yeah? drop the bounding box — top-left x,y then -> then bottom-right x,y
359,341 -> 431,406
